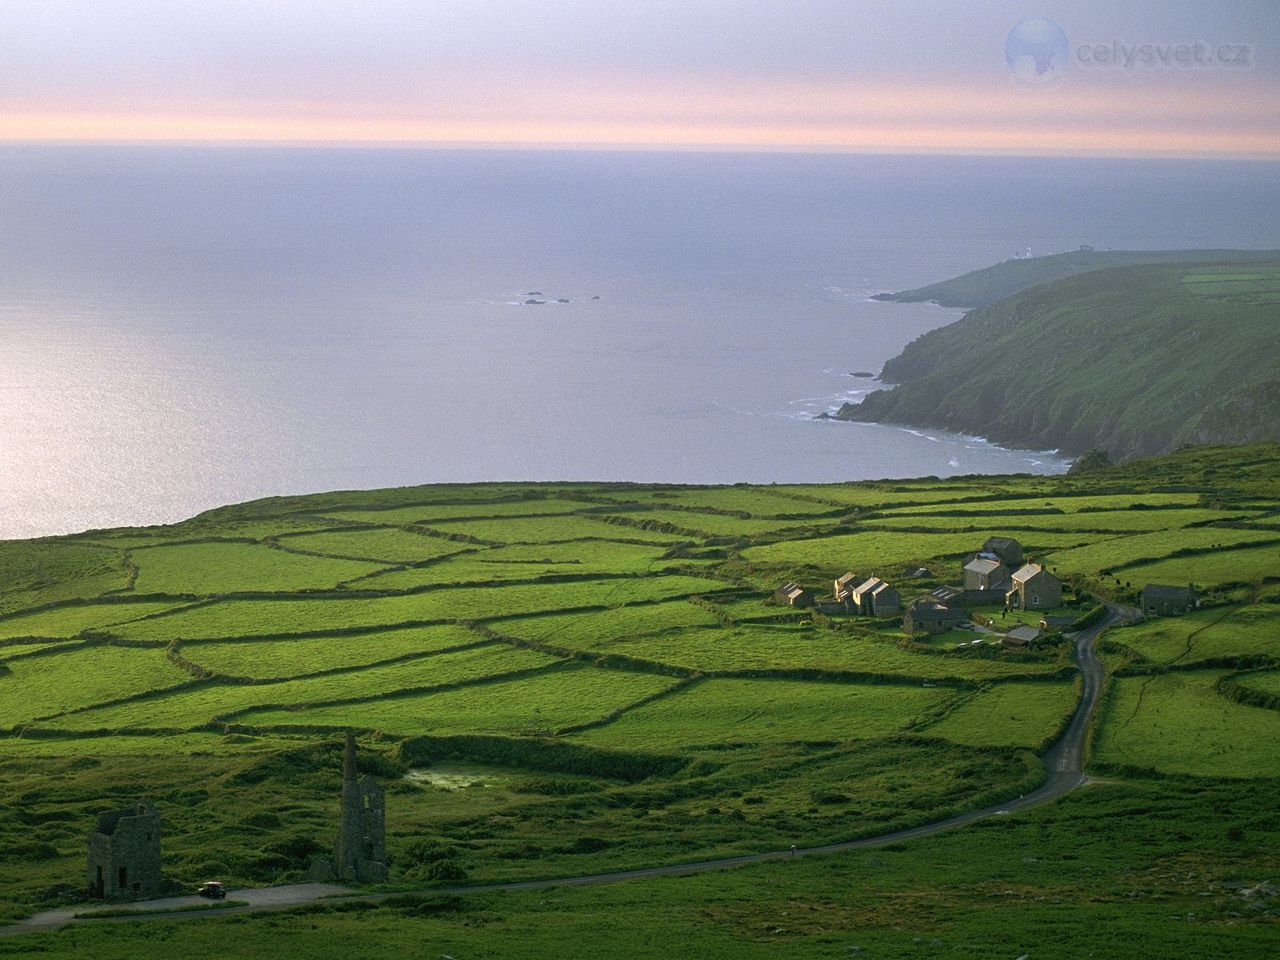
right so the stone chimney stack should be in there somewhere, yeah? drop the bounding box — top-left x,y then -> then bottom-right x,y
334,732 -> 362,878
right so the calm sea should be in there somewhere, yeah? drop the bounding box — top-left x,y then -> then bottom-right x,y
3,147 -> 1279,539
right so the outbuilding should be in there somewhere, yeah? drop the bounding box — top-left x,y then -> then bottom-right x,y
1139,584 -> 1199,616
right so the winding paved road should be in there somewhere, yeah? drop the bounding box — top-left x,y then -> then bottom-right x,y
2,605 -> 1127,939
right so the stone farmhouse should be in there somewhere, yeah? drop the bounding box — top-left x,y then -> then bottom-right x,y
850,577 -> 901,617
1007,562 -> 1062,610
1140,584 -> 1200,616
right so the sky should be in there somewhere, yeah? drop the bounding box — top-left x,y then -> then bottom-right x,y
0,0 -> 1276,157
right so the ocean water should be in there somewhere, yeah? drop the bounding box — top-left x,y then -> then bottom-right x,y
2,147 -> 1279,540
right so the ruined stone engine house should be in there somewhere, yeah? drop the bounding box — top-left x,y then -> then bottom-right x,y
308,732 -> 388,883
86,798 -> 162,900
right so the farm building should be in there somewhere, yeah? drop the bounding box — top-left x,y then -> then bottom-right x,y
1140,584 -> 1200,616
930,584 -> 1005,608
902,598 -> 966,636
1006,563 -> 1062,610
1002,625 -> 1042,649
963,556 -> 1010,591
851,577 -> 901,617
834,571 -> 859,602
983,536 -> 1024,566
774,581 -> 814,608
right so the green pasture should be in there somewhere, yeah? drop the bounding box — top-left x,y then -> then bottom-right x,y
741,529 -> 1086,574
129,541 -> 390,594
1112,540 -> 1280,586
878,492 -> 1202,515
1183,266 -> 1280,297
572,677 -> 949,748
498,605 -> 1060,680
584,486 -> 838,516
272,526 -> 475,564
314,497 -> 603,526
863,507 -> 1256,533
1103,604 -> 1280,666
49,644 -> 554,731
109,574 -> 727,640
0,541 -> 127,616
238,663 -> 675,736
0,645 -> 189,728
179,624 -> 484,678
1094,670 -> 1280,778
922,680 -> 1078,749
347,539 -> 681,590
1044,526 -> 1278,575
771,482 -> 1021,508
415,514 -> 692,544
599,508 -> 810,537
0,600 -> 186,641
1235,669 -> 1280,697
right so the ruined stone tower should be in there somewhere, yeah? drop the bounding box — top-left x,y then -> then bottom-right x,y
308,733 -> 388,883
86,798 -> 162,900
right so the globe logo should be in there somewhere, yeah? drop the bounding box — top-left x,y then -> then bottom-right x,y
1005,18 -> 1070,83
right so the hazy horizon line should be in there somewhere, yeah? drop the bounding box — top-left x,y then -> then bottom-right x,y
5,137 -> 1279,162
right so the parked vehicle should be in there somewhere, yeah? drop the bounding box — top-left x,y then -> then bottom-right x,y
197,880 -> 227,900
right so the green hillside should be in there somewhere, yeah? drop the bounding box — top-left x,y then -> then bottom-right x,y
874,247 -> 1280,307
842,261 -> 1280,460
1,443 -> 1277,956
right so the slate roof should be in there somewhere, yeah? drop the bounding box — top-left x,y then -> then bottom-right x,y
1011,562 -> 1047,584
964,557 -> 1004,575
985,536 -> 1022,552
906,599 -> 965,621
1005,625 -> 1041,643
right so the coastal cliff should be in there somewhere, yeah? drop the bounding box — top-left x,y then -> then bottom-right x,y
839,259 -> 1280,461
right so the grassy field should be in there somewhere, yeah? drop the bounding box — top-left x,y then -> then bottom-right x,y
1044,527 -> 1279,577
0,600 -> 187,641
865,507 -> 1260,533
572,678 -> 950,749
1094,670 -> 1280,778
179,624 -> 485,678
1235,668 -> 1280,697
48,645 -> 561,732
1112,540 -> 1280,587
128,541 -> 392,594
921,680 -> 1079,749
239,663 -> 677,736
0,644 -> 190,727
1103,604 -> 1280,666
740,529 -> 1088,575
0,442 -> 1277,955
